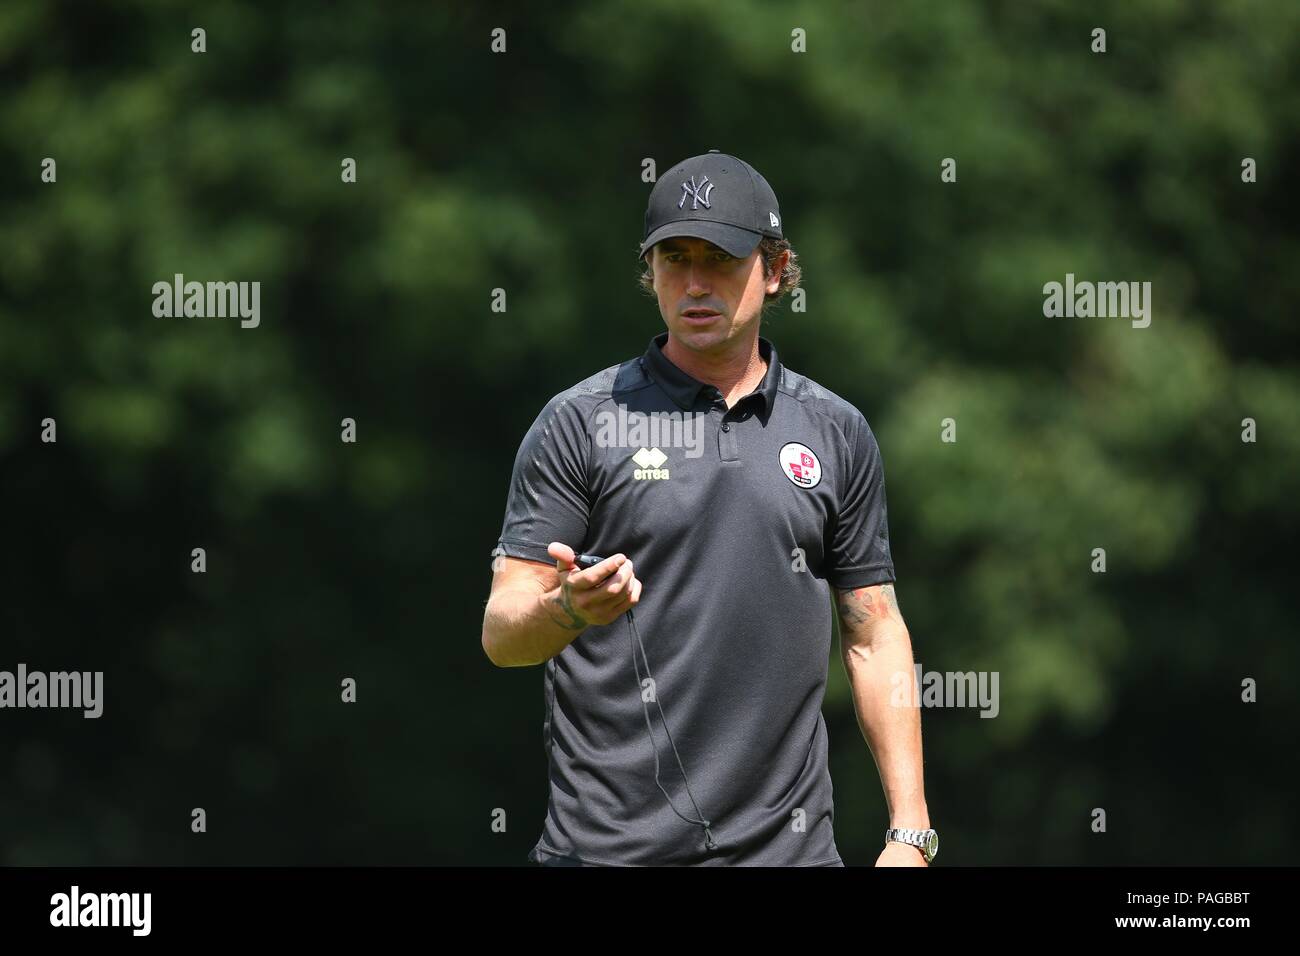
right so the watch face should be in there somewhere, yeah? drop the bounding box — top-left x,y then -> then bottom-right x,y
926,831 -> 939,858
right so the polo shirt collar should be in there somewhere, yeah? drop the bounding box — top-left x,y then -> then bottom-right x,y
640,330 -> 781,417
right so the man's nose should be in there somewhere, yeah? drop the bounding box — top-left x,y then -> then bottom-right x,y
686,260 -> 711,293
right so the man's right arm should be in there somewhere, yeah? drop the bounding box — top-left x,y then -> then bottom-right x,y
481,556 -> 586,668
481,547 -> 641,667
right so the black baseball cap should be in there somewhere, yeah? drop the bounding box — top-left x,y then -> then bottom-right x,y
638,150 -> 783,260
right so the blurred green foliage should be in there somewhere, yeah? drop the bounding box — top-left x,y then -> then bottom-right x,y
1,0 -> 1296,864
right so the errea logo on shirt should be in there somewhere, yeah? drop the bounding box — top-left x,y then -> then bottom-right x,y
632,447 -> 670,480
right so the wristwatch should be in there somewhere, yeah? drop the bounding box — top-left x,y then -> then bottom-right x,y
885,827 -> 939,864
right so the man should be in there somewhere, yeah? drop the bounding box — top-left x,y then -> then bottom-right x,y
482,151 -> 936,867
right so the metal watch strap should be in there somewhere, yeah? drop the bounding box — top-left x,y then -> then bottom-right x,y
886,827 -> 933,862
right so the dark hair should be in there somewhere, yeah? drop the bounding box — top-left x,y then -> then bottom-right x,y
637,236 -> 802,314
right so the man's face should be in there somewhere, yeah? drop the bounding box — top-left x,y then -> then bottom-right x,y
647,237 -> 780,352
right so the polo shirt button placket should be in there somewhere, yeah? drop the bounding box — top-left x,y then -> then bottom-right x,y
718,411 -> 741,461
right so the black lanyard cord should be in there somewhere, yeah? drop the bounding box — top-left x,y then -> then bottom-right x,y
627,606 -> 719,853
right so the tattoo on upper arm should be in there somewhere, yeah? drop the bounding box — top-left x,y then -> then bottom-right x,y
835,583 -> 900,628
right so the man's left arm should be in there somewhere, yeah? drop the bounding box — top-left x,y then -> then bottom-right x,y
833,581 -> 930,867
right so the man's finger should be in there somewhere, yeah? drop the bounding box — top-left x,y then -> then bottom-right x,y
574,554 -> 625,588
549,541 -> 577,572
604,565 -> 631,595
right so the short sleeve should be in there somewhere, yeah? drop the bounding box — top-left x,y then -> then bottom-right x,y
825,411 -> 896,589
493,393 -> 592,566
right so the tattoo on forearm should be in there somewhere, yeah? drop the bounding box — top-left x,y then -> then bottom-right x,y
836,584 -> 900,628
546,587 -> 588,631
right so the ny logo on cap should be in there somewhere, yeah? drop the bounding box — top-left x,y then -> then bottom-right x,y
678,175 -> 714,210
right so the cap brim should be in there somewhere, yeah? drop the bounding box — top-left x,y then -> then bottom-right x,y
638,220 -> 763,259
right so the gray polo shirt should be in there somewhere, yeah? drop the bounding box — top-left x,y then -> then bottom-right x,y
494,330 -> 895,866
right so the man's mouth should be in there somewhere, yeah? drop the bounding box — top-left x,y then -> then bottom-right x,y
682,309 -> 721,318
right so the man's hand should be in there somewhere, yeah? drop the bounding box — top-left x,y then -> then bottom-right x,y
544,542 -> 643,629
875,841 -> 929,867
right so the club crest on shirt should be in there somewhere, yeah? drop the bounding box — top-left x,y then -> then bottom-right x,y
779,442 -> 821,488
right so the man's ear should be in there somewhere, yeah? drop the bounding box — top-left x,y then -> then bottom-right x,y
765,250 -> 789,293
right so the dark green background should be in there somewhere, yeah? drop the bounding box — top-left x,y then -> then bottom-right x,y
2,1 -> 1296,865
